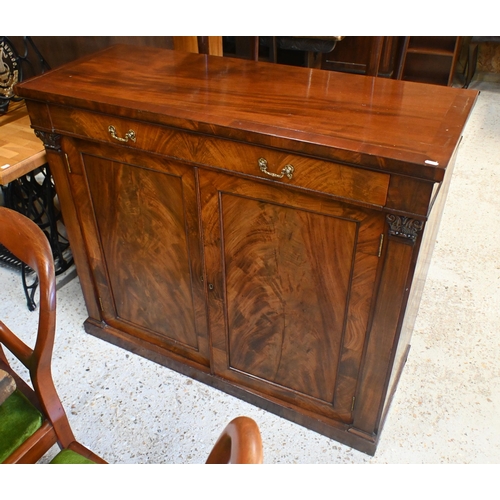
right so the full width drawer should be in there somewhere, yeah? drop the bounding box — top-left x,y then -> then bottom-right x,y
49,106 -> 389,206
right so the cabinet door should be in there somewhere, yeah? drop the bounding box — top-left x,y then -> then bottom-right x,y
64,139 -> 209,366
201,170 -> 385,423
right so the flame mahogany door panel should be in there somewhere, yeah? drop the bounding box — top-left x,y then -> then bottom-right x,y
201,170 -> 385,423
63,138 -> 210,366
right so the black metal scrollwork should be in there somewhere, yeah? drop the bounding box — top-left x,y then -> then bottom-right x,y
1,166 -> 73,310
1,38 -> 70,310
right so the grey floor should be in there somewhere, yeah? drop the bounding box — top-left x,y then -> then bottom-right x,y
1,77 -> 499,465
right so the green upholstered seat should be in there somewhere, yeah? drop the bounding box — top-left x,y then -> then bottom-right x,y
49,449 -> 96,464
0,390 -> 43,463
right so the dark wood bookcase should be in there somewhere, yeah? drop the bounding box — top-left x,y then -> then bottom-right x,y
397,36 -> 461,86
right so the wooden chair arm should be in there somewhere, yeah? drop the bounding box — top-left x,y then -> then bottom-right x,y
0,321 -> 33,367
205,416 -> 263,464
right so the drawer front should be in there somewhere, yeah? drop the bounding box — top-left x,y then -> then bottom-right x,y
49,106 -> 389,206
211,144 -> 390,206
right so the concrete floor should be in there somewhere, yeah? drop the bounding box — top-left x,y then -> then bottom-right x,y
1,78 -> 499,465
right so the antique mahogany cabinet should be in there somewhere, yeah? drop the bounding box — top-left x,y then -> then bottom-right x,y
15,45 -> 478,454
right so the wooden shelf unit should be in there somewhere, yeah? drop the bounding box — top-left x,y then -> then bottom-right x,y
398,36 -> 461,86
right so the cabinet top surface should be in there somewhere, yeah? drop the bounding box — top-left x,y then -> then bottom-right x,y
15,45 -> 478,181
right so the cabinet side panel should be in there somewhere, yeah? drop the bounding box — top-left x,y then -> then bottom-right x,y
44,145 -> 101,320
381,151 -> 459,423
352,238 -> 414,436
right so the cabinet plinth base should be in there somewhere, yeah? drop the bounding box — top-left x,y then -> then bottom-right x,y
84,318 -> 379,455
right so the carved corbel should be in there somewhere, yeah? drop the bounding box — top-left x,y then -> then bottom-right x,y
34,130 -> 62,152
386,214 -> 424,243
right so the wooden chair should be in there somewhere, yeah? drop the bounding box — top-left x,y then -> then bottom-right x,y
0,207 -> 106,463
173,36 -> 223,56
0,207 -> 263,463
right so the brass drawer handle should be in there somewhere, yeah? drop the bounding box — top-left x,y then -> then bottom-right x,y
258,158 -> 294,180
108,125 -> 136,143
